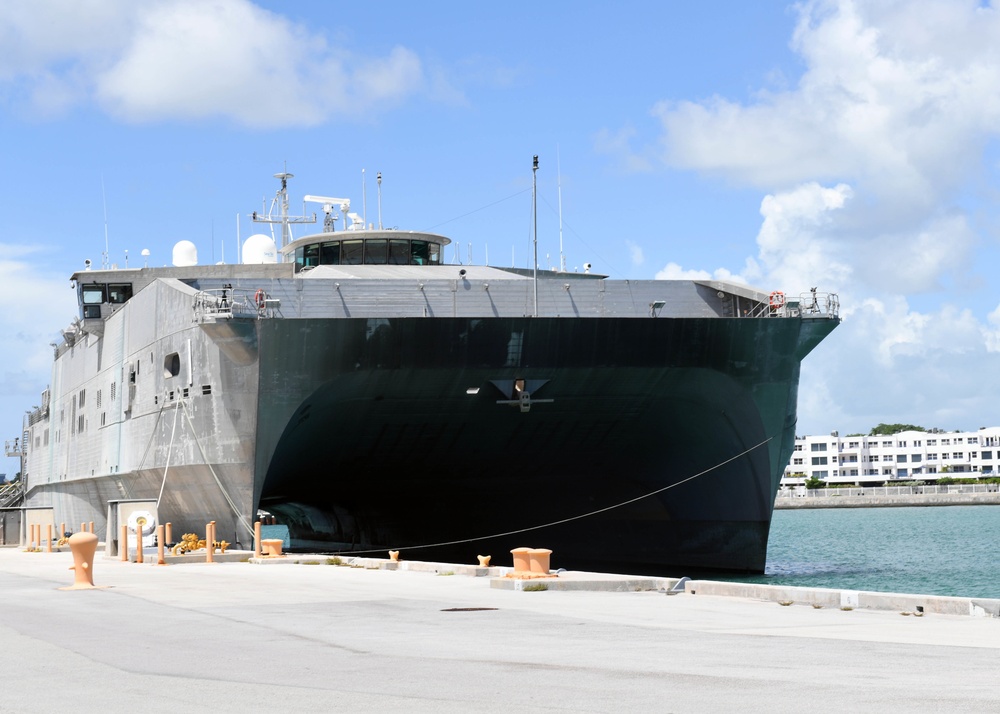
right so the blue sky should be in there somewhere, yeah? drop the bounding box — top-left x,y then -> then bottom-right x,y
3,0 -> 1000,478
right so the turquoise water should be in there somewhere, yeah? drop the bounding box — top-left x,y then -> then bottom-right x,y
733,505 -> 1000,599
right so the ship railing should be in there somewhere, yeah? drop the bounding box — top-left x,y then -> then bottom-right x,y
4,438 -> 24,458
790,291 -> 839,318
23,403 -> 48,427
194,288 -> 277,322
745,291 -> 839,319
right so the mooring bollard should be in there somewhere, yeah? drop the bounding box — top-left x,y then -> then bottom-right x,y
64,532 -> 99,589
89,521 -> 94,534
80,522 -> 86,534
156,524 -> 166,566
510,547 -> 531,572
260,539 -> 284,557
46,524 -> 53,553
120,524 -> 129,562
254,521 -> 262,559
477,555 -> 491,567
60,522 -> 66,540
165,522 -> 172,546
389,550 -> 400,562
528,548 -> 553,574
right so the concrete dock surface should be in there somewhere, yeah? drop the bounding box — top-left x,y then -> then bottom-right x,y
1,547 -> 998,713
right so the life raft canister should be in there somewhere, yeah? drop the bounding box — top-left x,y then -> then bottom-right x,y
769,291 -> 786,308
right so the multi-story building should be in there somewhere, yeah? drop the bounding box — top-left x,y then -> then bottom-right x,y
782,427 -> 1000,486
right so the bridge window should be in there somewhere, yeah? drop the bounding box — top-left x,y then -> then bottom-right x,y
341,240 -> 364,265
303,243 -> 320,268
411,241 -> 431,265
107,284 -> 133,303
364,239 -> 388,264
82,285 -> 106,304
320,241 -> 340,265
389,239 -> 410,265
294,237 -> 445,271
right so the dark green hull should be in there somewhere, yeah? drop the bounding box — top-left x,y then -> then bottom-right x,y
257,315 -> 836,574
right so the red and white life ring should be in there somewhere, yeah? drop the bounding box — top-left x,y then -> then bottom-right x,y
254,289 -> 266,309
768,291 -> 786,308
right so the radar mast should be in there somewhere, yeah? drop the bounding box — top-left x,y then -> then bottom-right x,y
252,172 -> 317,249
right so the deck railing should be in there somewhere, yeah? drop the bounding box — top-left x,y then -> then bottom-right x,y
193,288 -> 280,322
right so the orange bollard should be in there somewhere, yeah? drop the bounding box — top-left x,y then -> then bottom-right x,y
89,521 -> 94,534
260,539 -> 284,557
60,522 -> 66,540
156,524 -> 166,566
81,522 -> 86,534
254,521 -> 261,559
121,524 -> 129,561
134,514 -> 150,564
510,547 -> 531,572
528,548 -> 553,574
165,522 -> 172,546
205,523 -> 214,564
63,532 -> 99,589
46,524 -> 53,553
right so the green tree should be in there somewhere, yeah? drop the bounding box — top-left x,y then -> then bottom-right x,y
804,476 -> 826,489
868,423 -> 926,436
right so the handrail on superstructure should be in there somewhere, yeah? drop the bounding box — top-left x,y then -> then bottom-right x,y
795,290 -> 839,318
193,288 -> 280,322
742,290 -> 840,319
5,438 -> 24,458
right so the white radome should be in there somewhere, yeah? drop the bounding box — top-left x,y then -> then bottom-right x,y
172,240 -> 198,267
243,234 -> 278,264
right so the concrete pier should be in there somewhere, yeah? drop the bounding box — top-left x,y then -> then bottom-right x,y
2,547 -> 998,713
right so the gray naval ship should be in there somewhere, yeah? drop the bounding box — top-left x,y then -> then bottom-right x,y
13,171 -> 840,574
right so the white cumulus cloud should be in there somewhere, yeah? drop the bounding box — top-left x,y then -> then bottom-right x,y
647,0 -> 1000,434
0,0 -> 431,127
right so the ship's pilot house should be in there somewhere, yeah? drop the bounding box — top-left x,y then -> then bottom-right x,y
80,281 -> 133,319
289,233 -> 448,273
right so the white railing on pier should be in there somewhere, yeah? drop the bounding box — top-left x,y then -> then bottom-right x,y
776,483 -> 1000,499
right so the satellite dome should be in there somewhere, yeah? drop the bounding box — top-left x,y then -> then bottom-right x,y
172,240 -> 198,267
243,233 -> 278,264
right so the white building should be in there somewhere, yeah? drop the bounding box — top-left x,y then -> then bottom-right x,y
782,427 -> 1000,486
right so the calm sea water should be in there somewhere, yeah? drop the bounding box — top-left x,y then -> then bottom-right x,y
729,505 -> 1000,599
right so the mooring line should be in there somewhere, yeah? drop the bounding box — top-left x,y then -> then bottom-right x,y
332,434 -> 774,557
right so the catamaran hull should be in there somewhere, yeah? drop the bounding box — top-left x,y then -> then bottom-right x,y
257,315 -> 835,574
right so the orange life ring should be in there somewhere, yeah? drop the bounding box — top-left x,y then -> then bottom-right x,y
768,291 -> 785,308
254,289 -> 266,309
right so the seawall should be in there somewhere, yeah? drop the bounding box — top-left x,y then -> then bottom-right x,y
775,491 -> 1000,509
